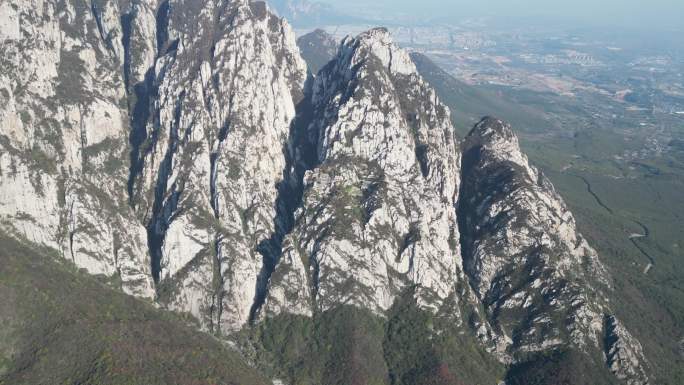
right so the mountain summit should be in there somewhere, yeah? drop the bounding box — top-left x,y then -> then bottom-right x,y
265,26 -> 463,317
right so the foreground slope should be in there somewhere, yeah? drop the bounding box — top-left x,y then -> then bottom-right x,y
0,233 -> 268,385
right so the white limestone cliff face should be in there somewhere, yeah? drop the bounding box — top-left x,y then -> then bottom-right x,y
264,28 -> 466,317
125,0 -> 307,334
0,0 -> 154,297
261,236 -> 313,317
0,0 -> 309,333
459,117 -> 650,383
0,0 -> 309,331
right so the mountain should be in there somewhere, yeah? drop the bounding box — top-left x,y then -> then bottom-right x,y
0,1 -> 659,384
296,28 -> 338,74
293,28 -> 683,385
264,27 -> 464,317
459,118 -> 648,384
1,0 -> 308,335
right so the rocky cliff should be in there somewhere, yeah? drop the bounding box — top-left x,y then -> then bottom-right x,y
0,2 -> 652,384
0,0 -> 307,335
263,27 -> 465,317
123,0 -> 308,335
0,0 -> 155,297
459,118 -> 649,385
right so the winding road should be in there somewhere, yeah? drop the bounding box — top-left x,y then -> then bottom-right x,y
567,172 -> 655,274
628,220 -> 655,274
571,173 -> 614,215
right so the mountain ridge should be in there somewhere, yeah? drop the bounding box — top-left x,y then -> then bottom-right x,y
0,2 -> 657,384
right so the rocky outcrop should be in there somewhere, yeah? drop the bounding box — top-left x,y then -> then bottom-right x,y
604,315 -> 650,385
459,117 -> 649,383
0,0 -> 307,333
124,0 -> 307,334
459,117 -> 607,351
263,28 -> 465,317
0,0 -> 154,297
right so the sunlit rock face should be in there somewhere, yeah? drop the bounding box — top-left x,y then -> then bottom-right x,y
0,0 -> 155,297
0,2 -> 651,383
122,0 -> 308,334
0,0 -> 307,333
264,28 -> 465,317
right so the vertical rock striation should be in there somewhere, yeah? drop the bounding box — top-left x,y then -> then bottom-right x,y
264,28 -> 466,317
0,0 -> 307,333
0,0 -> 154,297
125,0 -> 307,334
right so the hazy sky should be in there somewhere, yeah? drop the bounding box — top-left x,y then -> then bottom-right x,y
316,0 -> 684,31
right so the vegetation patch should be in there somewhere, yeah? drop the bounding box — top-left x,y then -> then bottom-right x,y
505,349 -> 616,385
237,291 -> 504,385
55,47 -> 88,105
0,234 -> 268,385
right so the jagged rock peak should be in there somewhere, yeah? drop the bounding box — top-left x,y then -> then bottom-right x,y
296,28 -> 338,74
0,3 -> 658,382
338,27 -> 417,75
0,0 -> 156,298
264,26 -> 464,318
464,116 -> 527,166
467,116 -> 515,140
0,0 -> 307,334
307,28 -> 336,42
459,116 -> 651,383
130,0 -> 308,334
